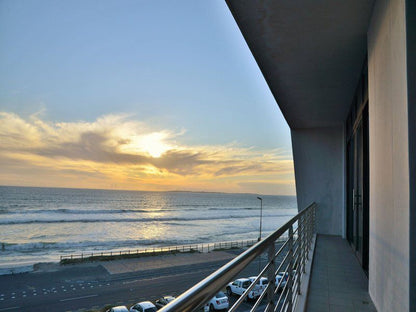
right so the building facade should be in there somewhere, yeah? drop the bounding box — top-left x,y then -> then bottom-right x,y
226,0 -> 415,311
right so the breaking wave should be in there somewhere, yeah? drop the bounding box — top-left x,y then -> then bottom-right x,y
0,213 -> 294,225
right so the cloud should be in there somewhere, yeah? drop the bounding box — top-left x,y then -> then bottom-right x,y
0,112 -> 295,194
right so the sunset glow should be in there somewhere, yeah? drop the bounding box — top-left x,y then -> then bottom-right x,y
0,0 -> 295,195
123,132 -> 174,158
0,112 -> 295,195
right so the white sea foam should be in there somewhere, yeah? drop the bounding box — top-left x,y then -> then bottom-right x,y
0,186 -> 297,271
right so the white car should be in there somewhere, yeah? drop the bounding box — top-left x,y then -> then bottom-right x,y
154,296 -> 176,309
204,291 -> 229,311
106,307 -> 129,312
275,272 -> 288,290
226,278 -> 261,300
248,276 -> 269,292
129,301 -> 157,312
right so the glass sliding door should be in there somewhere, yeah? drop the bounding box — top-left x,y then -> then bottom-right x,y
346,103 -> 369,273
346,62 -> 369,274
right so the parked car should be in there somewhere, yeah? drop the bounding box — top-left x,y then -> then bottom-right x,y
130,301 -> 157,312
248,276 -> 269,292
275,272 -> 288,290
204,291 -> 229,311
275,270 -> 298,290
106,306 -> 129,312
226,278 -> 260,300
154,296 -> 175,309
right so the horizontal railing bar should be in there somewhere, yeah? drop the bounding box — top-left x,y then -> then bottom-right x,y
228,287 -> 249,311
251,281 -> 270,312
274,235 -> 290,258
280,288 -> 290,312
229,257 -> 275,312
159,202 -> 316,312
292,226 -> 299,235
293,245 -> 300,262
275,262 -> 291,298
275,251 -> 290,278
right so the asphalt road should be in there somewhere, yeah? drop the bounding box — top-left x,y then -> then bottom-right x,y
0,251 -> 268,312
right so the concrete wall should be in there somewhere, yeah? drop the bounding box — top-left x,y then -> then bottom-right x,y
291,126 -> 344,236
367,0 -> 410,310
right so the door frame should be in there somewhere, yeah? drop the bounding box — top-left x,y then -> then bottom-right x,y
345,62 -> 369,274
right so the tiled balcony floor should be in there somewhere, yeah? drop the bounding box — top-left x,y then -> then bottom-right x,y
306,235 -> 377,312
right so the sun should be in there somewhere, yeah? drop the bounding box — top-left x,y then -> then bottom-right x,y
124,132 -> 171,158
143,140 -> 169,158
141,133 -> 171,157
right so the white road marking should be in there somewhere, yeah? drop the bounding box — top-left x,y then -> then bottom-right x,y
59,294 -> 98,302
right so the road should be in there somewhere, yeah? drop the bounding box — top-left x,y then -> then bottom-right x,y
0,250 -> 269,312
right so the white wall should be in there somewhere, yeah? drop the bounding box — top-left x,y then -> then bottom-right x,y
291,126 -> 344,236
367,0 -> 409,310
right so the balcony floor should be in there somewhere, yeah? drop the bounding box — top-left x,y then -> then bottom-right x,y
306,235 -> 377,312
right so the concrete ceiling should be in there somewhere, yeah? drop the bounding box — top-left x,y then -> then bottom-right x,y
226,0 -> 375,129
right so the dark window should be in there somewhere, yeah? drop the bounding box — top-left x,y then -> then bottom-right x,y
242,281 -> 251,288
215,291 -> 226,298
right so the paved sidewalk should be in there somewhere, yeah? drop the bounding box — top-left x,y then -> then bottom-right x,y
101,251 -> 237,274
306,235 -> 376,312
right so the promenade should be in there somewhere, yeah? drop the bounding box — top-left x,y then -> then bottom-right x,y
0,248 -> 262,312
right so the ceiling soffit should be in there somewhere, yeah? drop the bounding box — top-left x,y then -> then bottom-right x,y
226,0 -> 375,129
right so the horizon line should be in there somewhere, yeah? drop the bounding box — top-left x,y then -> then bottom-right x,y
0,184 -> 296,197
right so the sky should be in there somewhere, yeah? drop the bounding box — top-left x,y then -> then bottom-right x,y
0,0 -> 295,195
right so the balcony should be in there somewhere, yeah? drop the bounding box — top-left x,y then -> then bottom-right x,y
159,203 -> 376,312
307,235 -> 376,312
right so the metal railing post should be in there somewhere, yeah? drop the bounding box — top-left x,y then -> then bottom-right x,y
297,218 -> 303,294
266,243 -> 276,312
288,225 -> 294,311
301,215 -> 306,274
306,211 -> 312,252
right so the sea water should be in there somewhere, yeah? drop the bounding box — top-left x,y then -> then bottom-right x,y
0,186 -> 297,272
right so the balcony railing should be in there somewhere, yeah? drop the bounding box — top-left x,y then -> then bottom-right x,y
159,202 -> 317,312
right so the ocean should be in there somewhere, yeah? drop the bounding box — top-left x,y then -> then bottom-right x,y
0,186 -> 297,272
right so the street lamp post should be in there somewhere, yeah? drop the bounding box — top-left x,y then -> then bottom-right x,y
257,196 -> 263,241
